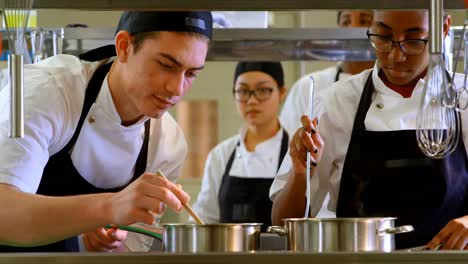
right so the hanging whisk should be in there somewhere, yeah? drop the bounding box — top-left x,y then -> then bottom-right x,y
416,0 -> 460,158
416,55 -> 460,158
0,0 -> 34,138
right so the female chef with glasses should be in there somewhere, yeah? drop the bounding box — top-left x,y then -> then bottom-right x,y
192,62 -> 289,231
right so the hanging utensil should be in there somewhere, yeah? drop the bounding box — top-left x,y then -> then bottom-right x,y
416,0 -> 460,159
30,27 -> 43,64
1,0 -> 34,138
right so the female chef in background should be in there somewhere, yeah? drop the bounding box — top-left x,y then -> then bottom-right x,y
192,62 -> 288,231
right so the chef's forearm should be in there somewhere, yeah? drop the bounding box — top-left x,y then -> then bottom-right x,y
0,184 -> 111,247
271,172 -> 307,225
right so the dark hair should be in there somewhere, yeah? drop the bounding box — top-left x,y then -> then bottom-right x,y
130,31 -> 210,54
337,10 -> 373,25
234,61 -> 284,88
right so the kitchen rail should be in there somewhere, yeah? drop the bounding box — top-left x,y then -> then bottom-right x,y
0,251 -> 467,264
31,0 -> 466,11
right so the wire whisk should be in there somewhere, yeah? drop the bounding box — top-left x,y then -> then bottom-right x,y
416,54 -> 460,158
1,0 -> 34,55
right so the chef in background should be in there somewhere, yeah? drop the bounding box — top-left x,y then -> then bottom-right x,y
192,62 -> 288,231
280,10 -> 374,135
271,10 -> 468,250
0,11 -> 212,252
280,10 -> 374,218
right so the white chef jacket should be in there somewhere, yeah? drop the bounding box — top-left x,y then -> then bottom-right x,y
0,54 -> 187,252
192,124 -> 286,223
0,69 -> 7,92
280,66 -> 351,136
270,62 -> 468,218
279,66 -> 350,218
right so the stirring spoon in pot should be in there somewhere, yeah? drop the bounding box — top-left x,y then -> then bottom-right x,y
156,170 -> 205,225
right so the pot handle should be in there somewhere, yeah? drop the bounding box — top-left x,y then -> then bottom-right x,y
377,225 -> 414,236
266,226 -> 288,236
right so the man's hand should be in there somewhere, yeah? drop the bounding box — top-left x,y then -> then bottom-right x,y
105,172 -> 190,226
83,227 -> 127,252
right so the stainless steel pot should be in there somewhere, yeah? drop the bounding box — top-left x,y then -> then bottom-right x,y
267,218 -> 413,252
162,223 -> 262,253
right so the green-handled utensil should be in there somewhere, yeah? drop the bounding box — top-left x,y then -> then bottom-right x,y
105,224 -> 163,240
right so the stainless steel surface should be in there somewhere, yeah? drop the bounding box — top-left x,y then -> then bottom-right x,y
267,218 -> 413,252
8,54 -> 24,138
52,29 -> 64,56
1,251 -> 468,264
30,0 -> 466,10
3,27 -> 468,62
162,223 -> 262,253
430,0 -> 443,53
1,28 -> 65,59
376,225 -> 414,236
30,28 -> 44,63
61,27 -> 375,61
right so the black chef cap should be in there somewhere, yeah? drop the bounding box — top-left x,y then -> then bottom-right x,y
234,62 -> 284,87
116,11 -> 213,40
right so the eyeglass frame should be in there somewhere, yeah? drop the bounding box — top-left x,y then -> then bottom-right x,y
366,29 -> 429,55
232,87 -> 276,102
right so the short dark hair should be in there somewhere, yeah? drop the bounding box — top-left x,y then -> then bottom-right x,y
130,31 -> 210,54
337,10 -> 373,25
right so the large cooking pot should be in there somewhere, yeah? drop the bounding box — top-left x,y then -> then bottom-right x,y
162,223 -> 262,253
267,217 -> 413,252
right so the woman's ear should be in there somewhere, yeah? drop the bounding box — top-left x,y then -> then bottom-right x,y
115,30 -> 132,63
443,14 -> 452,37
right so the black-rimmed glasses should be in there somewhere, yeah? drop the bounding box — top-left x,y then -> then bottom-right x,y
366,29 -> 429,55
233,87 -> 275,102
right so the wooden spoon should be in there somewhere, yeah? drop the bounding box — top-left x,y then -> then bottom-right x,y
156,170 -> 205,225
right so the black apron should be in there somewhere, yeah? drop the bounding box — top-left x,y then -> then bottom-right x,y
0,48 -> 150,252
336,71 -> 468,249
218,130 -> 289,232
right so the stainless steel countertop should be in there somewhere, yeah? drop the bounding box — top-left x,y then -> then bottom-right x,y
0,251 -> 467,264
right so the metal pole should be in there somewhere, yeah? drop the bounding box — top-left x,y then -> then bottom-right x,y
430,0 -> 443,54
52,29 -> 64,55
8,54 -> 24,138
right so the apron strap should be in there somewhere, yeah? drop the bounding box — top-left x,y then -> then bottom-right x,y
60,62 -> 113,153
277,129 -> 289,172
133,120 -> 151,178
334,66 -> 343,82
79,45 -> 117,62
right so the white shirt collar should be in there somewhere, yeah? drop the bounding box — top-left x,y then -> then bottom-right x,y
237,120 -> 285,157
371,61 -> 427,98
96,73 -> 149,128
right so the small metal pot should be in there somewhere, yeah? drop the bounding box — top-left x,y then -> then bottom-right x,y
162,223 -> 262,253
267,217 -> 413,252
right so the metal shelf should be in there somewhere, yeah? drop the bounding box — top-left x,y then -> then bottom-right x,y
61,27 -> 374,61
31,0 -> 466,10
2,27 -> 466,62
